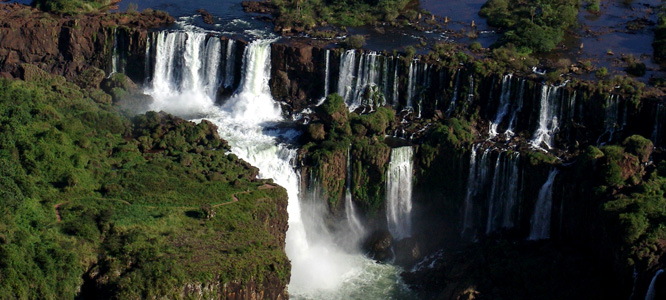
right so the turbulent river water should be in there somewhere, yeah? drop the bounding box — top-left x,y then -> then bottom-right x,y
143,22 -> 416,299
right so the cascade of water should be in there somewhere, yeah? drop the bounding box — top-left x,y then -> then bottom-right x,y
386,146 -> 414,240
337,50 -> 356,106
381,56 -> 390,106
446,69 -> 461,117
406,60 -> 415,109
502,153 -> 520,228
462,145 -> 492,238
149,31 -> 223,114
392,56 -> 400,107
489,74 -> 513,139
485,151 -> 521,233
335,50 -> 400,112
202,37 -> 222,97
144,33 -> 152,82
598,94 -> 622,145
485,152 -> 503,234
505,79 -> 525,138
645,269 -> 664,300
110,27 -> 120,75
148,28 -> 413,299
345,146 -> 364,242
528,169 -> 558,240
467,75 -> 475,102
652,104 -> 663,148
323,49 -> 330,98
531,85 -> 561,150
223,39 -> 236,88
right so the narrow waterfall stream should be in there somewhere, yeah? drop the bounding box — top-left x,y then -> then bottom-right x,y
645,269 -> 664,300
386,146 -> 414,240
528,169 -> 559,240
488,74 -> 513,139
145,27 -> 414,300
531,85 -> 561,150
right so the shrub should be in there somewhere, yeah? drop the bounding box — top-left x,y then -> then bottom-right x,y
342,35 -> 366,49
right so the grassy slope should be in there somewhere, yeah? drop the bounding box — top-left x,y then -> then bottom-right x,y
0,67 -> 288,299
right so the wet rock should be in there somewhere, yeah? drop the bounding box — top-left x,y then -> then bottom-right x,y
363,229 -> 393,262
241,1 -> 274,14
394,237 -> 421,267
0,3 -> 173,80
197,9 -> 214,24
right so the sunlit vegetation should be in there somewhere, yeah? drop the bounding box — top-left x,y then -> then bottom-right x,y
33,0 -> 114,14
479,0 -> 580,53
0,66 -> 288,298
271,0 -> 413,30
302,93 -> 394,212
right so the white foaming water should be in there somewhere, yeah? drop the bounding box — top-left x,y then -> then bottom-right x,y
528,169 -> 558,240
488,74 -> 513,139
345,146 -> 365,242
645,269 -> 664,300
386,146 -> 414,240
147,29 -> 413,300
504,78 -> 525,139
446,69 -> 461,117
462,145 -> 492,239
531,85 -> 561,150
597,94 -> 623,145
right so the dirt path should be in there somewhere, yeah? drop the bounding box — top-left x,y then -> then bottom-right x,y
213,189 -> 250,207
54,203 -> 63,222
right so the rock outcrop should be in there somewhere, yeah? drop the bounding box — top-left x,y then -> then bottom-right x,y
0,3 -> 173,81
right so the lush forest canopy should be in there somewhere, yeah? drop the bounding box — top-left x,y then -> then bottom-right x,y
479,0 -> 580,53
0,66 -> 288,298
271,0 -> 413,29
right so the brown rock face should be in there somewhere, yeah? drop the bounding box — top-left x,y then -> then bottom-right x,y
197,9 -> 215,24
0,3 -> 173,81
270,42 -> 327,114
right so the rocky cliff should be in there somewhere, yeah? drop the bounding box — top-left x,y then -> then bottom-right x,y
0,3 -> 173,81
0,5 -> 292,299
268,39 -> 666,299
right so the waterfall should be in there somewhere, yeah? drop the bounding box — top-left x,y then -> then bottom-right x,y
485,152 -> 521,234
467,75 -> 475,102
335,50 -> 393,111
386,146 -> 414,240
505,78 -> 525,139
392,56 -> 400,106
405,60 -> 430,116
598,94 -> 623,145
345,146 -> 364,242
337,50 -> 356,106
528,169 -> 558,240
501,153 -> 520,228
446,69 -> 461,117
645,269 -> 664,300
149,31 -> 223,109
462,145 -> 492,238
323,49 -> 330,98
223,39 -> 236,89
110,27 -> 120,75
406,60 -> 415,109
147,27 -> 413,299
489,74 -> 513,139
531,85 -> 561,150
652,104 -> 663,148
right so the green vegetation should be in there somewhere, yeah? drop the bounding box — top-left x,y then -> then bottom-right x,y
32,0 -> 114,14
0,66 -> 288,298
271,0 -> 412,31
479,0 -> 580,53
342,34 -> 367,49
302,94 -> 394,212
